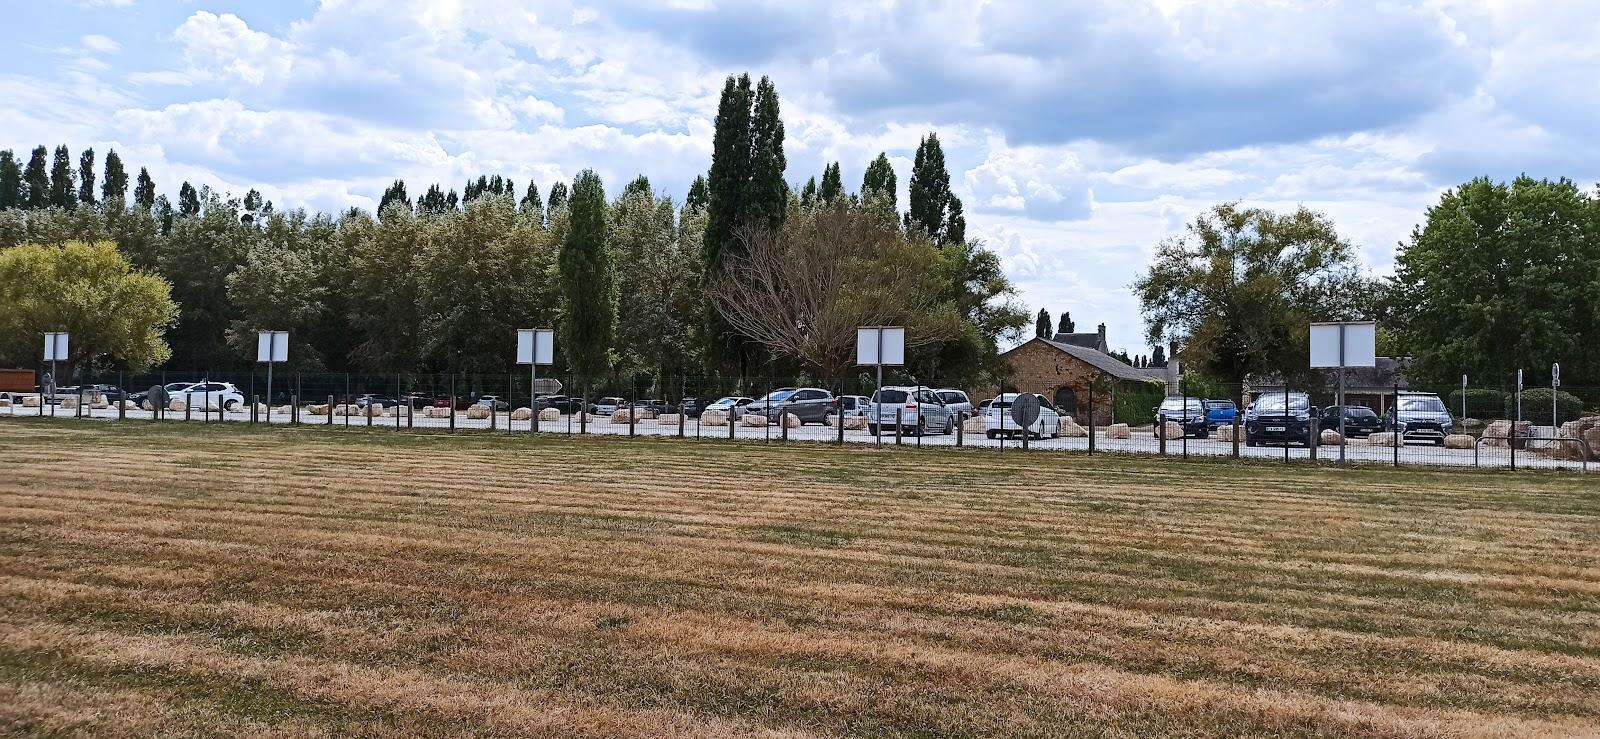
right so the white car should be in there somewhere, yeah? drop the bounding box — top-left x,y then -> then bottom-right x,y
984,392 -> 1061,439
171,381 -> 246,411
703,396 -> 754,416
935,389 -> 975,419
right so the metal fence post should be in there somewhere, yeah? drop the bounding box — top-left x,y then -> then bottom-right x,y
895,408 -> 903,446
1309,418 -> 1319,462
1087,382 -> 1095,455
251,395 -> 258,424
956,411 -> 964,447
449,395 -> 457,432
1231,413 -> 1240,458
326,395 -> 334,426
291,395 -> 298,425
1393,383 -> 1401,468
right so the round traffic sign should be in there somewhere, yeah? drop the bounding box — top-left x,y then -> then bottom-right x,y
1010,394 -> 1041,428
148,385 -> 170,409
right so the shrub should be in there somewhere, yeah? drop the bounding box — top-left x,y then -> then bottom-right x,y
1448,388 -> 1508,419
1114,380 -> 1168,426
1507,389 -> 1583,426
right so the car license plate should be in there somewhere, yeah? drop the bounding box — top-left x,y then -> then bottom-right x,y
1267,426 -> 1286,432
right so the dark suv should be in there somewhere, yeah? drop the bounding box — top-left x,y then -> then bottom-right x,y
1245,392 -> 1314,447
1317,405 -> 1385,438
1155,397 -> 1209,438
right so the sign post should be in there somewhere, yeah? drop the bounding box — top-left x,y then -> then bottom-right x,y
856,327 -> 905,448
257,331 -> 288,422
1310,321 -> 1377,463
517,329 -> 554,432
44,332 -> 69,416
1552,363 -> 1561,429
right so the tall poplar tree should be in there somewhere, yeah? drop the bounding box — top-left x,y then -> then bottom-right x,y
0,151 -> 20,210
49,145 -> 76,209
558,169 -> 615,377
101,149 -> 128,207
819,162 -> 842,203
546,181 -> 568,213
861,153 -> 897,209
77,148 -> 96,206
178,182 -> 200,216
1035,309 -> 1052,339
684,175 -> 709,211
133,168 -> 156,209
702,73 -> 753,274
744,75 -> 787,230
906,133 -> 956,243
519,181 -> 543,220
377,179 -> 410,218
24,146 -> 50,209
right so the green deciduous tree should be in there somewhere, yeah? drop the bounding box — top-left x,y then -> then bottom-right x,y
0,241 -> 177,372
49,145 -> 76,209
906,133 -> 956,244
159,195 -> 254,366
744,76 -> 787,231
1133,203 -> 1369,385
101,149 -> 128,208
545,181 -> 568,214
177,182 -> 200,217
704,73 -> 754,275
225,242 -> 330,368
519,181 -> 543,222
1390,176 -> 1600,386
861,153 -> 897,210
24,146 -> 50,209
558,170 -> 615,377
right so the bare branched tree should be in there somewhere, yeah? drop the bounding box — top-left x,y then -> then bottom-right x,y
712,202 -> 961,377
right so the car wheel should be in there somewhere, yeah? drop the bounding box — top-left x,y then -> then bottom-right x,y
915,419 -> 927,436
986,430 -> 997,440
824,411 -> 837,426
225,399 -> 240,412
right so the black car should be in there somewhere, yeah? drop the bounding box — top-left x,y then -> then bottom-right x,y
679,397 -> 703,418
538,395 -> 586,414
1155,397 -> 1209,438
354,394 -> 401,409
1245,392 -> 1315,446
1317,405 -> 1385,438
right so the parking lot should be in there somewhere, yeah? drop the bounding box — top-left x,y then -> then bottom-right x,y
11,400 -> 1592,472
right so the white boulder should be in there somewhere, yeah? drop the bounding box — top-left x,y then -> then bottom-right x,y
1319,429 -> 1344,446
539,407 -> 561,422
465,405 -> 490,420
740,413 -> 768,427
657,413 -> 682,426
511,407 -> 534,421
700,409 -> 729,426
1105,423 -> 1131,440
1443,434 -> 1475,449
1158,421 -> 1184,440
1365,432 -> 1400,447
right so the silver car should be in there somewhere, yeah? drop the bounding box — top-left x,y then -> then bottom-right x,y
867,386 -> 955,436
935,389 -> 975,420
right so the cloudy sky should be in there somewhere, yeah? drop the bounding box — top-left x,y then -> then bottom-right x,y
6,1 -> 1597,355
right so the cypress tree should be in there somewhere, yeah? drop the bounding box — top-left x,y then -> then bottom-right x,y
445,189 -> 459,210
945,195 -> 966,246
24,146 -> 49,208
49,145 -> 76,209
133,168 -> 156,209
624,175 -> 651,198
559,169 -> 616,378
77,148 -> 96,206
178,181 -> 200,216
861,153 -> 897,209
546,181 -> 568,213
1058,312 -> 1075,334
1036,309 -> 1052,339
1151,345 -> 1166,368
800,177 -> 818,207
702,73 -> 754,273
819,162 -> 842,203
744,75 -> 787,231
101,149 -> 127,207
684,175 -> 709,211
906,133 -> 953,242
520,181 -> 543,219
0,151 -> 20,209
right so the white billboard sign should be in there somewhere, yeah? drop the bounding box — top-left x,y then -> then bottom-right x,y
44,332 -> 69,362
1309,321 -> 1376,369
856,326 -> 905,366
256,331 -> 288,363
517,328 -> 554,365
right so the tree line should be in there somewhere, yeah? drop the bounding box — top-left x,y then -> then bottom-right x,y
0,74 -> 1027,390
1134,178 -> 1600,390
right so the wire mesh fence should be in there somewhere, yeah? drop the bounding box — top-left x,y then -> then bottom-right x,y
5,367 -> 1596,473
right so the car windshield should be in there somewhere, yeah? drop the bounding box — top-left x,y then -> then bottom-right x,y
1398,396 -> 1446,413
1345,407 -> 1378,418
937,391 -> 966,403
1255,395 -> 1310,412
1206,401 -> 1236,410
600,397 -> 623,404
759,390 -> 796,402
710,397 -> 738,405
873,389 -> 909,404
1160,399 -> 1203,411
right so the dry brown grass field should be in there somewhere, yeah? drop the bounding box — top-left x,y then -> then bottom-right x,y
1,419 -> 1597,738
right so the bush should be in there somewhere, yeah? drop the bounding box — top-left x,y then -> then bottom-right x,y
1448,388 -> 1508,419
1114,380 -> 1168,426
1507,388 -> 1583,426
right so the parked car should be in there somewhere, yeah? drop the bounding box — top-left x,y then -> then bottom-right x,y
538,395 -> 586,414
679,397 -> 703,418
474,395 -> 510,412
746,388 -> 835,425
1388,392 -> 1454,445
128,382 -> 193,408
1155,397 -> 1209,438
825,395 -> 870,425
56,384 -> 128,404
935,389 -> 975,419
632,399 -> 677,416
1203,399 -> 1238,430
354,393 -> 401,410
170,381 -> 247,412
982,392 -> 1061,439
1244,392 -> 1314,447
590,397 -> 627,415
703,396 -> 754,417
1317,405 -> 1385,438
867,386 -> 956,436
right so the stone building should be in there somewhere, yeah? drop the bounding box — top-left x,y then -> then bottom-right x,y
996,324 -> 1175,425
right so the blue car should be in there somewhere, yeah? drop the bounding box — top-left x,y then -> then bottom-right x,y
1203,399 -> 1238,430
